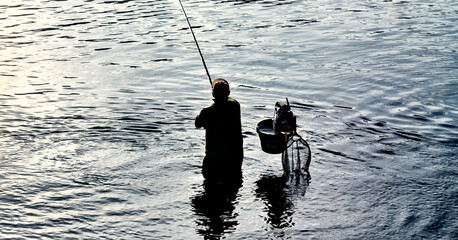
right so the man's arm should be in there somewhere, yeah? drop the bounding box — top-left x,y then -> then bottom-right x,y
195,108 -> 207,128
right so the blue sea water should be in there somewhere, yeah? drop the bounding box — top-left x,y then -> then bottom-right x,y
0,0 -> 456,239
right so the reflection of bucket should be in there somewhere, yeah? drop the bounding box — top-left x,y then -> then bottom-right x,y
256,119 -> 290,154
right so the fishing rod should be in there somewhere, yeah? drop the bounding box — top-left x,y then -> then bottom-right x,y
178,0 -> 212,86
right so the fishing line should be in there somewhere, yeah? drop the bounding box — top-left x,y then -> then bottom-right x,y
178,0 -> 212,86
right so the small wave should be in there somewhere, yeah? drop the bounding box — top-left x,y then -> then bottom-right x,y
32,27 -> 60,32
393,130 -> 423,141
319,148 -> 365,162
58,21 -> 91,27
124,125 -> 161,133
14,91 -> 44,95
94,47 -> 111,51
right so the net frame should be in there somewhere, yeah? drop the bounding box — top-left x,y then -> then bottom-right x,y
281,132 -> 311,178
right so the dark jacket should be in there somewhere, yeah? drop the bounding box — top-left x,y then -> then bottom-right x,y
195,98 -> 243,179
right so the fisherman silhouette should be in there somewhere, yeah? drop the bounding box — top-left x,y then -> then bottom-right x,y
195,78 -> 243,182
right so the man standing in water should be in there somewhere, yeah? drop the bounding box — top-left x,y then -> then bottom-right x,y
195,78 -> 243,181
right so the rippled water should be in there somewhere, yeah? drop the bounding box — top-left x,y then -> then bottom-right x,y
1,0 -> 457,239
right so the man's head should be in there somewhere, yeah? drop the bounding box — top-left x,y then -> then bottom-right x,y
212,78 -> 230,100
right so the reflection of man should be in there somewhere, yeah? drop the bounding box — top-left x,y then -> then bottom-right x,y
195,78 -> 243,181
191,180 -> 242,238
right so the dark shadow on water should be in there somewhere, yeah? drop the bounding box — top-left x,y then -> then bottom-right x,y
255,173 -> 309,229
191,177 -> 242,239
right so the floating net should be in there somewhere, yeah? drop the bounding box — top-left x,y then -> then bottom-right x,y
281,133 -> 311,178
